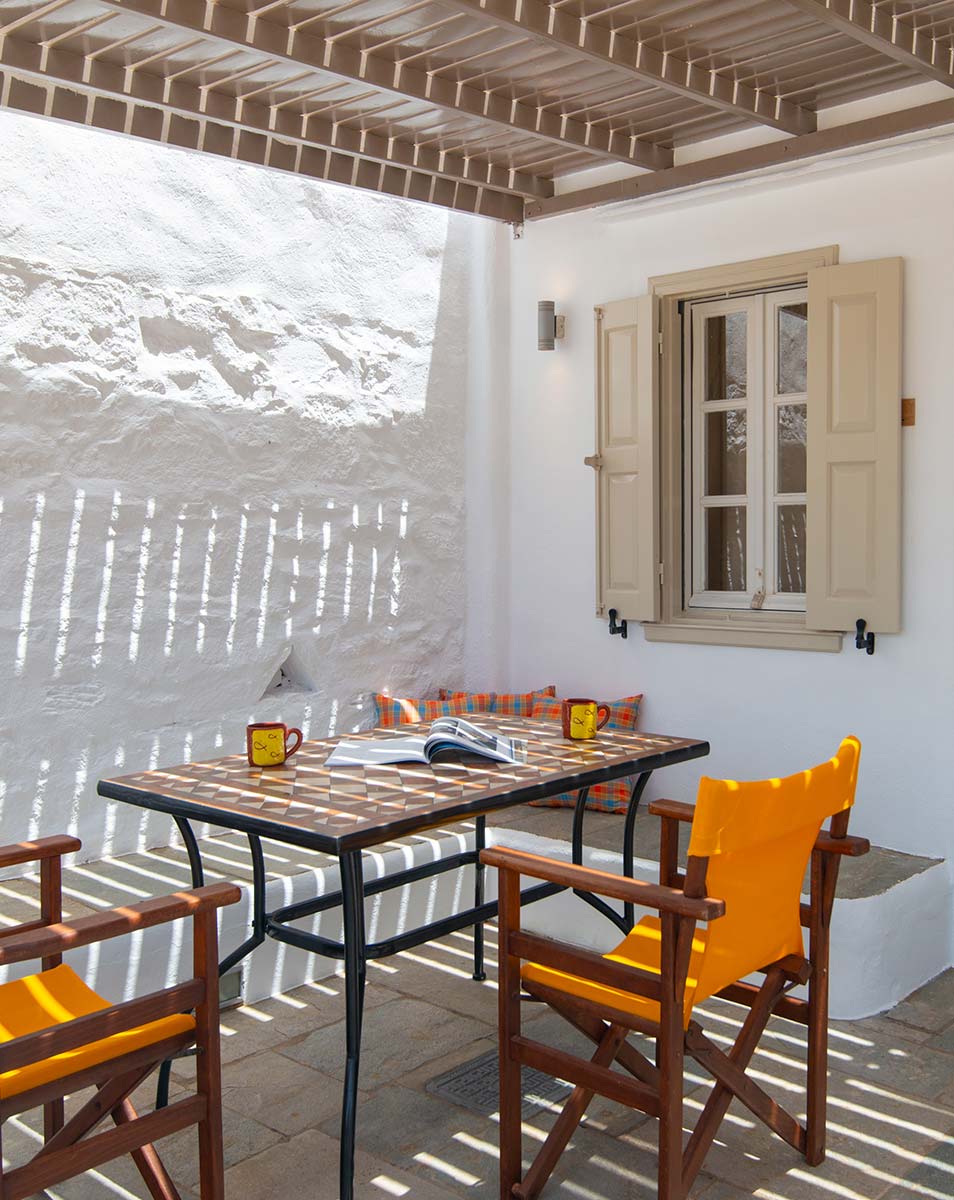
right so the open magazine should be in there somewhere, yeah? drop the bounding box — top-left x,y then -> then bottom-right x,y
325,717 -> 527,768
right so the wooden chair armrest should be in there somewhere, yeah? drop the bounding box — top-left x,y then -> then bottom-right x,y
0,883 -> 242,967
480,846 -> 724,921
814,833 -> 869,856
0,836 -> 82,870
647,799 -> 695,822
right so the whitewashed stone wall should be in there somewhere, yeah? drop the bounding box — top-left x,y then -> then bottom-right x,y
0,112 -> 508,862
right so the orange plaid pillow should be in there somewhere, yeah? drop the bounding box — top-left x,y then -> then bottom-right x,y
437,686 -> 556,717
492,685 -> 556,716
373,695 -> 470,727
438,689 -> 495,711
529,694 -> 643,813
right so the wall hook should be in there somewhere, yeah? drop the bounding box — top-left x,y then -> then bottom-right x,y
855,619 -> 875,655
608,608 -> 628,639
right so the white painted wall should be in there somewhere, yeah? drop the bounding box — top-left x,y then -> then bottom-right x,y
507,138 -> 954,861
0,110 -> 509,862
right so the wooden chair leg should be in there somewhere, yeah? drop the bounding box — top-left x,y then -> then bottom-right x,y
193,910 -> 226,1200
498,872 -> 523,1200
806,851 -> 833,1166
682,968 -> 787,1191
43,1099 -> 65,1142
515,1023 -> 629,1200
657,913 -> 685,1200
113,1100 -> 183,1200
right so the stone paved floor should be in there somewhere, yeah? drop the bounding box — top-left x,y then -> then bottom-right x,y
6,933 -> 954,1200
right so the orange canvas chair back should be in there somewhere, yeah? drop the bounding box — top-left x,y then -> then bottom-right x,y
688,735 -> 861,1007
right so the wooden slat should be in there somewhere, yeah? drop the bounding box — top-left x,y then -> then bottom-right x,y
441,0 -> 816,135
0,71 -> 526,223
510,929 -> 662,1000
92,0 -> 673,170
512,1035 -> 660,1116
526,96 -> 954,217
784,0 -> 954,87
2,1097 -> 205,1200
0,1032 -> 195,1118
686,1024 -> 807,1153
0,881 -> 241,965
0,835 -> 80,868
482,845 -> 725,919
0,30 -> 549,200
0,980 -> 203,1074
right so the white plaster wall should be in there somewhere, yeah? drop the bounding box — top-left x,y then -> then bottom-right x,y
0,110 -> 509,862
507,139 -> 954,863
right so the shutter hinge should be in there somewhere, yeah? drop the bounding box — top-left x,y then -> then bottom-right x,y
583,454 -> 603,470
658,331 -> 664,356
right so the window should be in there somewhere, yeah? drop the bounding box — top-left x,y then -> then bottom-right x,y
590,249 -> 902,652
685,288 -> 808,613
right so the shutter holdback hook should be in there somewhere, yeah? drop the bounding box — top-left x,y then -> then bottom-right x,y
608,608 -> 628,639
855,619 -> 875,655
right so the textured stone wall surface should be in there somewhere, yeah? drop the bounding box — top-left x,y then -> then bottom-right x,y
0,112 -> 503,861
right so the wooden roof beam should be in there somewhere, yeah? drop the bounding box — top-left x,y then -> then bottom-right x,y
439,0 -> 817,136
525,96 -> 954,217
92,0 -> 673,170
783,0 -> 954,87
0,67 -> 526,222
0,27 -> 549,199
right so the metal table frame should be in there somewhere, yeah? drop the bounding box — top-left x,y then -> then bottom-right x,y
101,734 -> 708,1198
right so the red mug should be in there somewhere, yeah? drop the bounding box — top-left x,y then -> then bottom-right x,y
246,722 -> 303,768
561,698 -> 611,740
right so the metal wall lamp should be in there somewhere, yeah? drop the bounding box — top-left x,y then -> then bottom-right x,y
538,301 -> 566,350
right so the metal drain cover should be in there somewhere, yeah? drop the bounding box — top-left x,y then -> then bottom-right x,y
427,1048 -> 572,1119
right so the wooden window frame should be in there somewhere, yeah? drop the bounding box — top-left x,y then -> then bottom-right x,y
647,246 -> 844,653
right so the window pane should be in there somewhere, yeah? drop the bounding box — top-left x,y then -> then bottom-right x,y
777,403 -> 807,493
705,409 -> 747,496
705,506 -> 746,591
705,312 -> 746,401
777,504 -> 806,593
777,302 -> 808,394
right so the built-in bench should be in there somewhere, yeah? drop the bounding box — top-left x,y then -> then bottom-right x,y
0,805 -> 949,1020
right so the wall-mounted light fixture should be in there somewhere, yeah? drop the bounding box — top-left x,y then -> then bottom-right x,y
537,300 -> 566,351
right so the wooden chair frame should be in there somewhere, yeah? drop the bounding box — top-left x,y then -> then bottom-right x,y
0,835 -> 240,1200
482,799 -> 869,1200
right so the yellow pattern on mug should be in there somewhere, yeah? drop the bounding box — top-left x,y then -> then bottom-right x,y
250,727 -> 287,766
561,698 -> 611,740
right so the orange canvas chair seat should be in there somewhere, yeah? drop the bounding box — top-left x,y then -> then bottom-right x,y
0,963 -> 195,1099
523,918 -> 708,1026
485,737 -> 869,1200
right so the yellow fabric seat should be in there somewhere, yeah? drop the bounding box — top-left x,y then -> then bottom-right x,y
0,963 -> 195,1099
523,917 -> 709,1027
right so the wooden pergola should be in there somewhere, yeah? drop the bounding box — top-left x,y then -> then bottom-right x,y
2,0 -> 953,223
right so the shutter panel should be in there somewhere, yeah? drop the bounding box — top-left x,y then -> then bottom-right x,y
593,295 -> 658,622
806,258 -> 902,634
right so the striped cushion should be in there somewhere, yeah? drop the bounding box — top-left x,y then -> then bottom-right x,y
373,695 -> 471,727
529,694 -> 644,812
492,686 -> 556,716
437,687 -> 557,717
438,690 -> 495,711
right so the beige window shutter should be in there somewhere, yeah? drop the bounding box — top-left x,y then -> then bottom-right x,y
592,295 -> 658,622
805,258 -> 903,634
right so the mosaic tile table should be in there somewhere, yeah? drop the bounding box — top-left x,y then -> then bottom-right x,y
100,716 -> 708,1199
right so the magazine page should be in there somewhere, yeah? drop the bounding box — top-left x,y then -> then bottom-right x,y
325,736 -> 430,767
425,718 -> 527,765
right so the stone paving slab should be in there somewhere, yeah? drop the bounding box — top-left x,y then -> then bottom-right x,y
5,955 -> 954,1199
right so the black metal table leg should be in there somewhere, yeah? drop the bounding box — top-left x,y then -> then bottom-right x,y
339,851 -> 367,1200
473,816 -> 486,981
622,773 -> 652,929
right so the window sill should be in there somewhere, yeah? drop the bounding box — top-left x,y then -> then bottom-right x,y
642,617 -> 843,653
